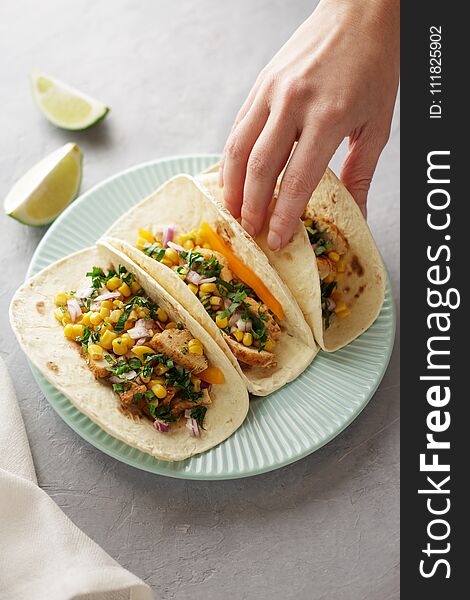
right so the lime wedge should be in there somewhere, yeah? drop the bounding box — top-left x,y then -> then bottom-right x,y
4,143 -> 82,226
31,70 -> 109,130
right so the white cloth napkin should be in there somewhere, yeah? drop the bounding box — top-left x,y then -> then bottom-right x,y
0,357 -> 154,600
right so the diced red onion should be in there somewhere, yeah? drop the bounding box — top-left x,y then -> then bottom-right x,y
136,318 -> 154,330
184,409 -> 192,418
127,325 -> 151,340
200,380 -> 211,390
185,270 -> 204,285
94,291 -> 121,302
67,298 -> 82,323
135,338 -> 148,347
111,370 -> 137,382
198,276 -> 217,284
223,298 -> 232,309
311,243 -> 318,251
162,225 -> 176,248
228,310 -> 241,327
167,241 -> 185,253
154,420 -> 170,433
236,317 -> 252,332
327,297 -> 337,311
75,287 -> 94,299
186,417 -> 200,437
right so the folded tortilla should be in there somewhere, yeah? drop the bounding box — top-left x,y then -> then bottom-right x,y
102,174 -> 317,395
10,242 -> 249,461
198,168 -> 386,352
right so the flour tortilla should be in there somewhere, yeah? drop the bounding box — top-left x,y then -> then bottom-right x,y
198,168 -> 386,352
103,174 -> 317,395
9,242 -> 249,461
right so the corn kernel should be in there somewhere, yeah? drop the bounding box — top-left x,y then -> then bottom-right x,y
165,321 -> 177,330
112,337 -> 128,356
334,301 -> 347,314
54,308 -> 65,322
328,251 -> 341,263
131,281 -> 141,294
138,228 -> 155,243
108,309 -> 123,323
54,293 -> 68,306
165,248 -> 180,264
89,312 -> 103,326
113,299 -> 123,308
131,345 -> 155,359
100,329 -> 118,350
210,296 -> 223,308
99,306 -> 110,318
156,307 -> 168,322
140,374 -> 151,384
124,320 -> 134,331
63,323 -> 75,339
88,344 -> 103,360
136,237 -> 148,251
264,338 -> 274,352
242,332 -> 253,347
128,310 -> 138,321
199,282 -> 217,294
81,312 -> 92,326
121,333 -> 135,348
150,384 -> 167,399
337,307 -> 351,319
136,307 -> 149,319
118,283 -> 131,297
149,377 -> 165,385
188,339 -> 204,355
187,283 -> 199,295
72,324 -> 84,338
154,363 -> 169,375
100,322 -> 112,332
106,276 -> 121,291
61,315 -> 71,326
215,314 -> 228,329
159,258 -> 172,268
202,243 -> 211,249
233,329 -> 244,342
183,239 -> 195,250
303,218 -> 313,228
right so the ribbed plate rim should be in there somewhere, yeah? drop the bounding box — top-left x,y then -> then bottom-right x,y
25,153 -> 396,480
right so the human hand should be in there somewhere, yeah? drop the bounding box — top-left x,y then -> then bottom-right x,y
219,0 -> 399,249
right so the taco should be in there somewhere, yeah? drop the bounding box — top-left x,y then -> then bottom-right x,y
198,168 -> 386,352
9,241 -> 249,461
102,174 -> 317,396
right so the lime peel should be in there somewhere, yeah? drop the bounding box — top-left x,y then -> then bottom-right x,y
4,143 -> 82,227
31,70 -> 109,130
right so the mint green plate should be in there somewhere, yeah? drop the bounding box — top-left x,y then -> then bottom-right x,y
27,154 -> 395,480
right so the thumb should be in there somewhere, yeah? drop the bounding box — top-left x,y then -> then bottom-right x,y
340,130 -> 387,219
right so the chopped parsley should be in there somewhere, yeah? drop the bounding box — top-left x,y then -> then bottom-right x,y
145,244 -> 166,261
86,267 -> 107,290
305,221 -> 333,256
115,294 -> 159,332
321,280 -> 337,329
113,383 -> 130,393
191,405 -> 207,429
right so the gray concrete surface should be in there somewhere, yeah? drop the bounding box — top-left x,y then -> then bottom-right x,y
0,1 -> 400,598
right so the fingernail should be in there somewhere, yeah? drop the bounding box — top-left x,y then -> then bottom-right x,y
267,230 -> 281,251
241,219 -> 256,238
